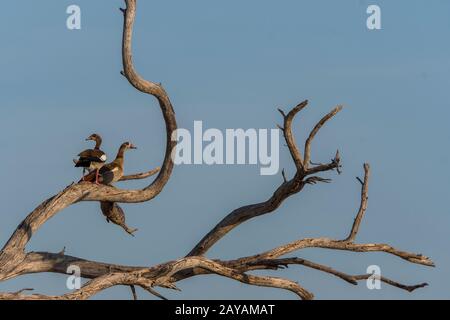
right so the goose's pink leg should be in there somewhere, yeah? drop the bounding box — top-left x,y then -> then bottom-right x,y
95,169 -> 100,184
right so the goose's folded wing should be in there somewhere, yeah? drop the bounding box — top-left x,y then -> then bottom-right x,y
77,149 -> 107,162
99,164 -> 120,185
80,162 -> 119,184
80,162 -> 113,182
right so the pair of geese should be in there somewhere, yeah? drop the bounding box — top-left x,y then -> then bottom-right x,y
75,133 -> 136,184
74,134 -> 138,236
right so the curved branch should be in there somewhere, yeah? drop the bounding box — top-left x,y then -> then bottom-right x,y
0,272 -> 153,300
344,163 -> 370,242
4,247 -> 428,299
0,257 -> 313,300
0,0 -> 176,279
119,0 -> 176,202
242,257 -> 428,292
303,105 -> 342,169
239,239 -> 434,267
278,100 -> 309,169
186,179 -> 307,257
119,167 -> 160,181
151,257 -> 313,300
1,184 -> 81,273
235,165 -> 433,268
188,102 -> 341,257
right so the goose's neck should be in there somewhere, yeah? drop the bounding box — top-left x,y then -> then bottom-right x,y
94,137 -> 102,150
115,146 -> 127,165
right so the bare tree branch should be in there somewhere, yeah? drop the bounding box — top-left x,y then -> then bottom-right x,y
344,163 -> 370,242
130,285 -> 138,300
303,106 -> 342,169
242,257 -> 428,292
120,167 -> 160,181
187,100 -> 341,257
0,257 -> 313,300
139,285 -> 168,300
0,0 -> 176,278
72,158 -> 161,181
280,100 -> 309,170
243,238 -> 434,267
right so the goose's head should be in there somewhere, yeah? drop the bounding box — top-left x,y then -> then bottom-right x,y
86,133 -> 102,143
121,141 -> 137,151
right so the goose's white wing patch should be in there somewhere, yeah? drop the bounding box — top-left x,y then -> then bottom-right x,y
109,166 -> 119,173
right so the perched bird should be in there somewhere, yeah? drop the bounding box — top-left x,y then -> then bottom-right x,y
75,133 -> 107,183
100,201 -> 138,236
83,142 -> 136,185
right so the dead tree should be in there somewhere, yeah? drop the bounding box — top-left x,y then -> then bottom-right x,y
0,0 -> 433,300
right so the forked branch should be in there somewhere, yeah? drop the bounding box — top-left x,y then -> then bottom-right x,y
188,100 -> 342,257
0,0 -> 433,300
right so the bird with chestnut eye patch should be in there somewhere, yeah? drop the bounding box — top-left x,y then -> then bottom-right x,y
74,133 -> 107,184
82,142 -> 137,185
100,201 -> 138,236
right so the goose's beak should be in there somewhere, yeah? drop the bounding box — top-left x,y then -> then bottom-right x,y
130,144 -> 137,149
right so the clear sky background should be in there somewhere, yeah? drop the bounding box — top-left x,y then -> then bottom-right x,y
0,0 -> 449,299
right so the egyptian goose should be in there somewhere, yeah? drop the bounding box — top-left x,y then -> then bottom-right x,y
83,142 -> 136,185
100,201 -> 138,236
75,133 -> 107,183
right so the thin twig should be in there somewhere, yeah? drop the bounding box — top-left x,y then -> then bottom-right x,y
130,285 -> 138,300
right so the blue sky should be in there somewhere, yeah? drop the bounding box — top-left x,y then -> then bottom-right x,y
0,0 -> 449,299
